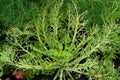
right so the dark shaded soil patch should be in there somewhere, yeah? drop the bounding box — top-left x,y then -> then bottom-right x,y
33,74 -> 53,80
113,54 -> 120,69
32,73 -> 89,80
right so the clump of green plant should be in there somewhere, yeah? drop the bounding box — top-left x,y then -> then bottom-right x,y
76,0 -> 120,25
0,0 -> 36,27
0,0 -> 120,80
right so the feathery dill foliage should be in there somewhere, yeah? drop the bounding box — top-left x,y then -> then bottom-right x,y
0,0 -> 120,80
76,0 -> 120,25
0,0 -> 34,27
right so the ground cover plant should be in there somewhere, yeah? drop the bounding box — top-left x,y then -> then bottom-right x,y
0,0 -> 120,80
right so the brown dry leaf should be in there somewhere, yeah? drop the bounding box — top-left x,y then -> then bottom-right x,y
5,78 -> 10,80
12,70 -> 25,79
94,74 -> 103,78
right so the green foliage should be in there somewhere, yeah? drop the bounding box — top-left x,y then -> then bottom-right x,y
88,60 -> 120,80
0,0 -> 35,27
0,66 -> 3,78
0,0 -> 120,80
76,0 -> 120,25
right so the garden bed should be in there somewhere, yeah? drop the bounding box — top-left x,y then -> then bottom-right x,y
0,0 -> 120,80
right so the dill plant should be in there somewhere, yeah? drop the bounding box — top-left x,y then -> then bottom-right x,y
0,0 -> 120,80
74,0 -> 120,25
0,0 -> 34,27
